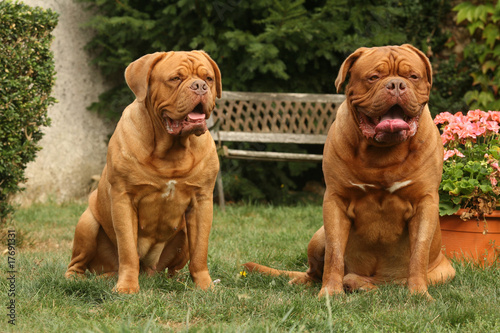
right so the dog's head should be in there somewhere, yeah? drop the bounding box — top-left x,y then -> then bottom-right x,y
125,50 -> 222,137
335,44 -> 432,145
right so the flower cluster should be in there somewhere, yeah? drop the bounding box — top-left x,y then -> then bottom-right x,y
435,110 -> 500,147
435,110 -> 500,220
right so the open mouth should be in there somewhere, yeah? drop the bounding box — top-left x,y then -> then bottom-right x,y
163,103 -> 208,136
358,105 -> 419,142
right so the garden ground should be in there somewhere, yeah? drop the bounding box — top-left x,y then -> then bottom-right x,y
1,202 -> 499,332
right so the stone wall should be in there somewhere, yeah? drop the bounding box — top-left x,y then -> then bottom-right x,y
15,0 -> 114,205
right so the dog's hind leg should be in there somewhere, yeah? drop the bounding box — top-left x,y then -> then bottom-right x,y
66,207 -> 119,278
290,227 -> 326,285
88,227 -> 119,276
427,253 -> 455,285
65,208 -> 100,278
156,227 -> 189,277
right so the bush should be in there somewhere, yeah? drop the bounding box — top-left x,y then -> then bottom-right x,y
0,1 -> 58,224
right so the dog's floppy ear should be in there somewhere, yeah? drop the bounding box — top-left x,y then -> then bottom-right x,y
401,44 -> 433,87
125,52 -> 168,102
195,50 -> 222,98
334,47 -> 368,93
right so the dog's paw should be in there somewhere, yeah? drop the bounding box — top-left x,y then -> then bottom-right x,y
96,272 -> 118,280
343,273 -> 377,293
64,270 -> 85,280
113,282 -> 140,294
289,275 -> 313,286
195,277 -> 213,291
409,288 -> 434,301
318,286 -> 345,299
408,278 -> 434,301
191,270 -> 213,290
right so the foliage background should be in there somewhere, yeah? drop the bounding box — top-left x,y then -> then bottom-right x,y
76,0 -> 497,203
0,1 -> 58,223
453,1 -> 500,111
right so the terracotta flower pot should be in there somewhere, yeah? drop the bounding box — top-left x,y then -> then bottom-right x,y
440,209 -> 500,266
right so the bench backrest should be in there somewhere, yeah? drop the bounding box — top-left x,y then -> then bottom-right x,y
211,91 -> 345,144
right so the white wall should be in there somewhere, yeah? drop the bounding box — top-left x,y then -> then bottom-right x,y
15,0 -> 114,205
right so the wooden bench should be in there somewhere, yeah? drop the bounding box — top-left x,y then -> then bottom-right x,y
208,91 -> 346,208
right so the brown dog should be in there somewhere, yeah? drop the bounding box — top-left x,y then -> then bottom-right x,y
65,51 -> 221,293
244,44 -> 455,299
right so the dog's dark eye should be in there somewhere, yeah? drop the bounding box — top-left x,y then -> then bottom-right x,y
409,74 -> 419,80
170,76 -> 181,82
368,75 -> 379,82
206,76 -> 213,82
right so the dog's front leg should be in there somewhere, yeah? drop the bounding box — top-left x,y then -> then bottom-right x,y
319,192 -> 351,298
185,195 -> 213,290
111,189 -> 140,294
407,195 -> 439,300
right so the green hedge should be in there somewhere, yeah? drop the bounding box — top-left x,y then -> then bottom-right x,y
0,1 -> 58,224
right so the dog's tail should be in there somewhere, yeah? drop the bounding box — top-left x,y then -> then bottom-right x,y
242,262 -> 307,280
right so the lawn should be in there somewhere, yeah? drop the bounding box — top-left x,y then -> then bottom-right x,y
1,201 -> 499,332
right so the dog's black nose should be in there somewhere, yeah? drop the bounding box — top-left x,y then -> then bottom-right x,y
190,79 -> 208,95
385,79 -> 407,96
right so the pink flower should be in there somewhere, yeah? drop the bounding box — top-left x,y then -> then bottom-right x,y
488,111 -> 500,123
437,110 -> 500,147
470,122 -> 486,137
441,130 -> 455,145
457,122 -> 482,141
434,112 -> 454,125
443,149 -> 465,161
485,121 -> 500,133
467,109 -> 487,122
490,175 -> 498,186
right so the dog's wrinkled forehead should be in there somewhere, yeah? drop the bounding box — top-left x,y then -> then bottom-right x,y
353,47 -> 427,80
152,53 -> 212,80
335,44 -> 432,93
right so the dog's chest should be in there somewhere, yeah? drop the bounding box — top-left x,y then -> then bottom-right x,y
133,179 -> 194,267
136,180 -> 192,236
346,184 -> 414,246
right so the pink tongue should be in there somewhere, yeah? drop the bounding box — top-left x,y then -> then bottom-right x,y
375,111 -> 410,133
187,112 -> 205,121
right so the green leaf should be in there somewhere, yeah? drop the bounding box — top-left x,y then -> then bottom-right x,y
482,60 -> 498,74
483,23 -> 500,48
479,184 -> 493,193
441,180 -> 457,192
454,2 -> 475,23
439,201 -> 460,216
467,20 -> 484,35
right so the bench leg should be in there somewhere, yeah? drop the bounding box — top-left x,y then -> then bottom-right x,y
216,170 -> 225,212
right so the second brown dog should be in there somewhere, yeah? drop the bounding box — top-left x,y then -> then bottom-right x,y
245,44 -> 455,299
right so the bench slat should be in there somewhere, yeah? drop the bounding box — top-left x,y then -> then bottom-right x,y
223,147 -> 323,163
216,131 -> 327,144
220,91 -> 346,104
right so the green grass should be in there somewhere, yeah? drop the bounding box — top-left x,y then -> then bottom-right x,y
1,202 -> 499,332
